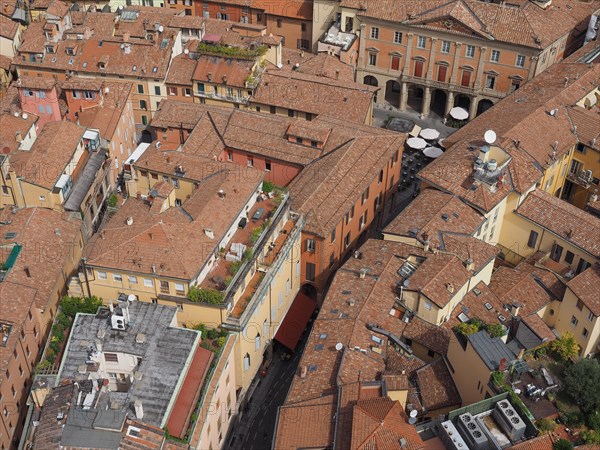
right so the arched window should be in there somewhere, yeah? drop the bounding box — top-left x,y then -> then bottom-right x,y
263,319 -> 269,337
243,353 -> 250,371
255,333 -> 261,351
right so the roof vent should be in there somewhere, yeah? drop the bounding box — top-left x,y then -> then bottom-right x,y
441,213 -> 449,222
218,189 -> 225,199
126,217 -> 134,226
204,228 -> 214,239
135,333 -> 145,344
446,282 -> 454,294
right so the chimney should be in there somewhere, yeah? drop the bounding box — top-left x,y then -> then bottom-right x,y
152,264 -> 157,273
222,74 -> 227,83
148,232 -> 153,240
423,240 -> 430,252
204,228 -> 214,239
512,302 -> 523,317
134,400 -> 144,419
446,282 -> 454,294
300,366 -> 307,378
100,230 -> 106,239
15,131 -> 22,143
466,258 -> 474,271
24,266 -> 31,278
207,72 -> 212,82
517,348 -> 525,360
359,268 -> 367,279
335,69 -> 340,80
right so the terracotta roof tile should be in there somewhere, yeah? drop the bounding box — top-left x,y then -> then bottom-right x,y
192,55 -> 254,88
516,189 -> 600,257
281,49 -> 356,82
0,13 -> 18,39
0,112 -> 38,154
165,53 -> 198,85
445,281 -> 506,329
509,433 -> 554,450
415,359 -> 461,411
521,313 -> 556,343
567,263 -> 600,315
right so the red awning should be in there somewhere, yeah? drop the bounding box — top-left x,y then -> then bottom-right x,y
166,345 -> 213,439
274,291 -> 316,351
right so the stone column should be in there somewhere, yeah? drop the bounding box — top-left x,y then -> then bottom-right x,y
400,82 -> 408,111
422,87 -> 431,116
358,23 -> 367,72
444,91 -> 455,116
527,55 -> 538,81
450,42 -> 463,84
404,33 -> 414,73
469,96 -> 478,119
474,47 -> 487,90
426,37 -> 437,79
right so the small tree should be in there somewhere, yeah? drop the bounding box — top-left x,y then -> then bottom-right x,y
187,287 -> 224,305
60,296 -> 103,319
553,439 -> 573,450
485,323 -> 505,338
550,332 -> 580,362
564,358 -> 600,415
536,417 -> 557,432
454,322 -> 479,336
581,429 -> 600,445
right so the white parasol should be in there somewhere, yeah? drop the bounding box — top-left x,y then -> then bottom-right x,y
419,128 -> 440,140
450,107 -> 469,120
406,137 -> 427,149
423,147 -> 444,158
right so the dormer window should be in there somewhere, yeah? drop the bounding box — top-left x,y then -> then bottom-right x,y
98,62 -> 106,70
152,66 -> 158,73
66,47 -> 75,55
77,34 -> 83,40
132,65 -> 137,72
45,45 -> 55,54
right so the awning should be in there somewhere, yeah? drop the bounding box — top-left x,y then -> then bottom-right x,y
274,291 -> 316,351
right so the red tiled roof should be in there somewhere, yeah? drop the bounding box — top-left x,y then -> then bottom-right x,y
567,263 -> 600,316
166,345 -> 213,439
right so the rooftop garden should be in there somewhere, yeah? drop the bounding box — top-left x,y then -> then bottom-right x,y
197,42 -> 267,60
453,317 -> 506,338
36,296 -> 103,373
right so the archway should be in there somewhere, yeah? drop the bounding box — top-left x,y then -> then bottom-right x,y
140,129 -> 153,143
385,80 -> 401,108
301,283 -> 317,301
476,99 -> 494,116
454,94 -> 471,111
430,89 -> 447,117
407,85 -> 423,112
364,75 -> 379,103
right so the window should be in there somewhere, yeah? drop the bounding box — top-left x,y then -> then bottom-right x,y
516,54 -> 526,67
485,75 -> 496,89
227,151 -> 233,161
359,210 -> 368,229
490,50 -> 500,62
582,328 -> 589,338
160,280 -> 169,293
577,259 -> 591,274
288,109 -> 295,117
184,88 -> 191,97
391,55 -> 400,71
368,53 -> 377,66
168,86 -> 177,96
139,100 -> 147,110
128,276 -> 138,284
265,160 -> 272,171
247,156 -> 253,167
98,271 -> 107,280
393,31 -> 402,44
576,299 -> 584,311
306,262 -> 316,282
510,79 -> 521,93
277,19 -> 282,28
330,228 -> 336,242
466,45 -> 475,58
137,84 -> 144,94
550,243 -> 563,262
571,315 -> 578,327
370,27 -> 379,39
301,22 -> 307,32
344,232 -> 351,249
35,90 -> 46,99
255,334 -> 261,350
441,41 -> 451,53
527,230 -> 538,248
243,353 -> 250,371
565,251 -> 575,264
144,278 -> 153,287
589,311 -> 595,322
306,238 -> 316,252
113,274 -> 123,282
361,187 -> 369,205
104,353 -> 119,363
175,283 -> 185,295
417,36 -> 426,48
575,143 -> 585,153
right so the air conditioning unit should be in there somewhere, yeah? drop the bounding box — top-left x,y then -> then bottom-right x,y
111,315 -> 126,330
457,413 -> 488,449
493,400 -> 526,441
438,420 -> 469,450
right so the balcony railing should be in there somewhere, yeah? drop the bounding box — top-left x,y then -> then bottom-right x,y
566,170 -> 593,188
195,91 -> 250,104
400,73 -> 477,96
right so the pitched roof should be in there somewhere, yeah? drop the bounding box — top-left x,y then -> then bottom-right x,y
353,0 -> 600,49
0,112 -> 38,154
383,189 -> 485,246
191,55 -> 254,88
9,120 -> 86,189
252,69 -> 377,124
509,433 -> 554,450
165,52 -> 198,86
567,263 -> 600,316
415,359 -> 461,411
250,0 -> 312,19
515,189 -> 600,258
281,49 -> 355,82
0,13 -> 18,39
468,330 -> 517,371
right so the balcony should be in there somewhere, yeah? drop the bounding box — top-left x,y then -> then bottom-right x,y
195,90 -> 250,104
400,73 -> 477,96
566,169 -> 593,188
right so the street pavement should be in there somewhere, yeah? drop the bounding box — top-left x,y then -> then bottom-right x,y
373,104 -> 457,139
231,321 -> 313,450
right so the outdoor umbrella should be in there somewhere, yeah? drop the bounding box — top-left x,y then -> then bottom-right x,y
423,147 -> 444,158
406,137 -> 427,149
419,128 -> 440,140
449,107 -> 469,120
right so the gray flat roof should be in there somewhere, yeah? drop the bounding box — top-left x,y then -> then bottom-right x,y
468,330 -> 516,371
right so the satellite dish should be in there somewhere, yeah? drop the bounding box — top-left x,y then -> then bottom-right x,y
410,409 -> 418,418
184,48 -> 189,54
14,112 -> 19,117
335,343 -> 343,351
158,25 -> 164,33
104,87 -> 110,94
21,113 -> 28,120
408,417 -> 417,425
484,130 -> 496,145
127,294 -> 136,302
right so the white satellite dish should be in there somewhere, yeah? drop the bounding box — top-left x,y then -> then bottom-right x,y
14,112 -> 19,117
184,48 -> 189,54
158,25 -> 164,33
127,294 -> 136,302
484,129 -> 496,145
335,343 -> 343,351
408,417 -> 417,425
410,409 -> 418,418
21,113 -> 28,120
104,87 -> 110,94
